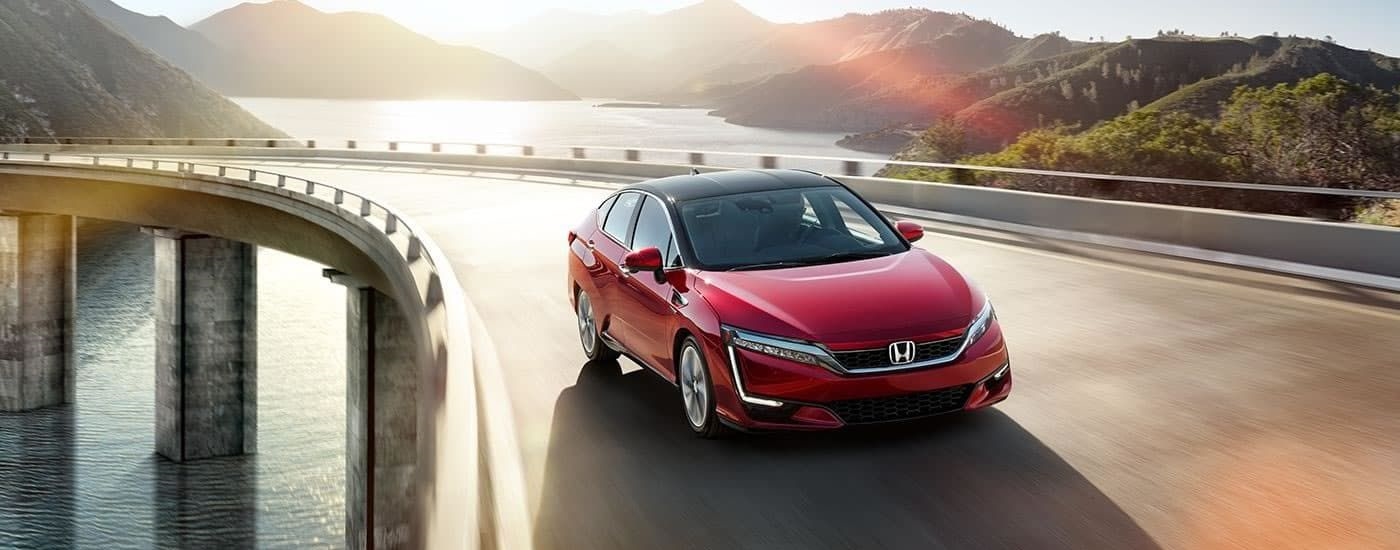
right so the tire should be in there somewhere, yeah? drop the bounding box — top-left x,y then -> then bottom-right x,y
677,336 -> 727,438
576,290 -> 619,362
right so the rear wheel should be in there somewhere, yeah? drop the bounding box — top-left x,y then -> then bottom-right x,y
576,291 -> 619,362
678,337 -> 727,438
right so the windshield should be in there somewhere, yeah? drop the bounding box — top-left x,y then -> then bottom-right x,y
678,186 -> 908,271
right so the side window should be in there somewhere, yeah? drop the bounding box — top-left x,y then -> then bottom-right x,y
595,195 -> 618,229
602,192 -> 641,243
631,196 -> 675,258
664,236 -> 682,268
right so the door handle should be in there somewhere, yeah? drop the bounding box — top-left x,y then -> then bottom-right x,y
585,240 -> 595,250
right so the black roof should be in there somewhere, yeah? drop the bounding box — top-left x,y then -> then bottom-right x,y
626,169 -> 839,202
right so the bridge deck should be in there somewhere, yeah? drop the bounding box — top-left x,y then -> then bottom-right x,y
214,159 -> 1400,549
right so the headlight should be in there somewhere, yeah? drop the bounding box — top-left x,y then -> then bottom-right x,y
724,326 -> 841,372
965,299 -> 996,345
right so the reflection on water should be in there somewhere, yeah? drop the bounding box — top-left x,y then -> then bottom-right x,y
0,220 -> 346,548
0,409 -> 74,548
232,98 -> 882,158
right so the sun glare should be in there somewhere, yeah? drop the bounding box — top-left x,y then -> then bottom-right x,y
377,100 -> 532,144
383,0 -> 520,34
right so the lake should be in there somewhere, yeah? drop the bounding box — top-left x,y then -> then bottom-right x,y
231,98 -> 879,157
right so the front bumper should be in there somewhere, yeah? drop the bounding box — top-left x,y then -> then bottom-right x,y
714,328 -> 1012,430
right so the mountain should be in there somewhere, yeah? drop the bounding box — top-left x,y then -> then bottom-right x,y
706,20 -> 1062,131
622,0 -> 771,59
698,10 -> 998,89
0,0 -> 280,137
466,9 -> 648,69
544,41 -> 655,100
78,0 -> 233,87
187,0 -> 574,100
948,36 -> 1400,149
522,0 -> 773,98
521,6 -> 1044,101
708,30 -> 1400,152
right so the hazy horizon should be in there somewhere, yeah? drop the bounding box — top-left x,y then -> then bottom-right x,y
112,0 -> 1400,57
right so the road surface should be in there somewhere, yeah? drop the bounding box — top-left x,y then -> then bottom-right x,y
221,159 -> 1400,549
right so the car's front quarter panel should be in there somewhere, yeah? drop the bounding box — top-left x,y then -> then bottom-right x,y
566,211 -> 602,308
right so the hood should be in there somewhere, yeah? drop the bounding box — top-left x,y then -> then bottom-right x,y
694,249 -> 981,347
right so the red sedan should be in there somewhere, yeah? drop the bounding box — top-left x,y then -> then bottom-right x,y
567,169 -> 1011,437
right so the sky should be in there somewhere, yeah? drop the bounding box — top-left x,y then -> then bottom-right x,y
113,0 -> 1400,56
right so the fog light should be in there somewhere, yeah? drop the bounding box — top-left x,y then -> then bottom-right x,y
792,406 -> 842,427
990,363 -> 1009,382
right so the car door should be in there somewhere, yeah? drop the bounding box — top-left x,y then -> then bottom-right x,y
590,191 -> 642,346
613,195 -> 683,378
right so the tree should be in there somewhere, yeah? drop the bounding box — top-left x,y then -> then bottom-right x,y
914,118 -> 968,163
888,74 -> 1400,222
1060,80 -> 1076,101
1218,73 -> 1400,189
1070,110 -> 1227,179
963,125 -> 1077,170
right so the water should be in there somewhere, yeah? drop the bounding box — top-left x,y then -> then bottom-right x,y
0,221 -> 345,549
232,98 -> 872,157
0,99 -> 879,548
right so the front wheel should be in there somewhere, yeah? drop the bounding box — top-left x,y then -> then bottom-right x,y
577,291 -> 619,362
678,337 -> 727,438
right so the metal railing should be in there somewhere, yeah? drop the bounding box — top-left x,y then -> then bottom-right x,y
5,136 -> 1399,200
0,150 -> 526,550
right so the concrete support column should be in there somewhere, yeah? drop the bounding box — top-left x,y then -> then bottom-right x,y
0,213 -> 75,412
327,270 -> 417,550
147,228 -> 257,462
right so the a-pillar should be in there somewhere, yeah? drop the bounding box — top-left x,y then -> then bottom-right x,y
0,213 -> 75,411
325,270 -> 417,550
145,228 -> 257,462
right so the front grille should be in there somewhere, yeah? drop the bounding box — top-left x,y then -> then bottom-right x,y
832,335 -> 965,371
827,384 -> 973,424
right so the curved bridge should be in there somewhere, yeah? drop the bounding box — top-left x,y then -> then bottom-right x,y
3,144 -> 1399,549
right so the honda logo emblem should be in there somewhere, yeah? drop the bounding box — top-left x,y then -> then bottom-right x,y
888,341 -> 916,365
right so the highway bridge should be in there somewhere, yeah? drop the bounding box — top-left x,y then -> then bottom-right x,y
2,141 -> 1398,550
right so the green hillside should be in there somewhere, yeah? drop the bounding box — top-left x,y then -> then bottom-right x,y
886,74 -> 1400,224
954,36 -> 1400,148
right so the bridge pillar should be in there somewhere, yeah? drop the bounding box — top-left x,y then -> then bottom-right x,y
145,228 -> 257,462
326,270 -> 417,550
0,213 -> 75,411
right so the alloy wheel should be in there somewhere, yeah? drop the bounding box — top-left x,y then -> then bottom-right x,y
577,293 -> 597,356
680,345 -> 709,428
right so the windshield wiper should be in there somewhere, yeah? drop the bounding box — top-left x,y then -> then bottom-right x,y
724,251 -> 893,272
809,250 -> 893,264
726,261 -> 812,272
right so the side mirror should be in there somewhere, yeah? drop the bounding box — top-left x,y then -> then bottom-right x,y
896,221 -> 924,243
622,247 -> 663,273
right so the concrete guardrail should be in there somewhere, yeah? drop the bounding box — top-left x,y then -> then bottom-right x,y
6,140 -> 1397,290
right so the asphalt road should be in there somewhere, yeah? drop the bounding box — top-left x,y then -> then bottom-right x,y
223,160 -> 1400,549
